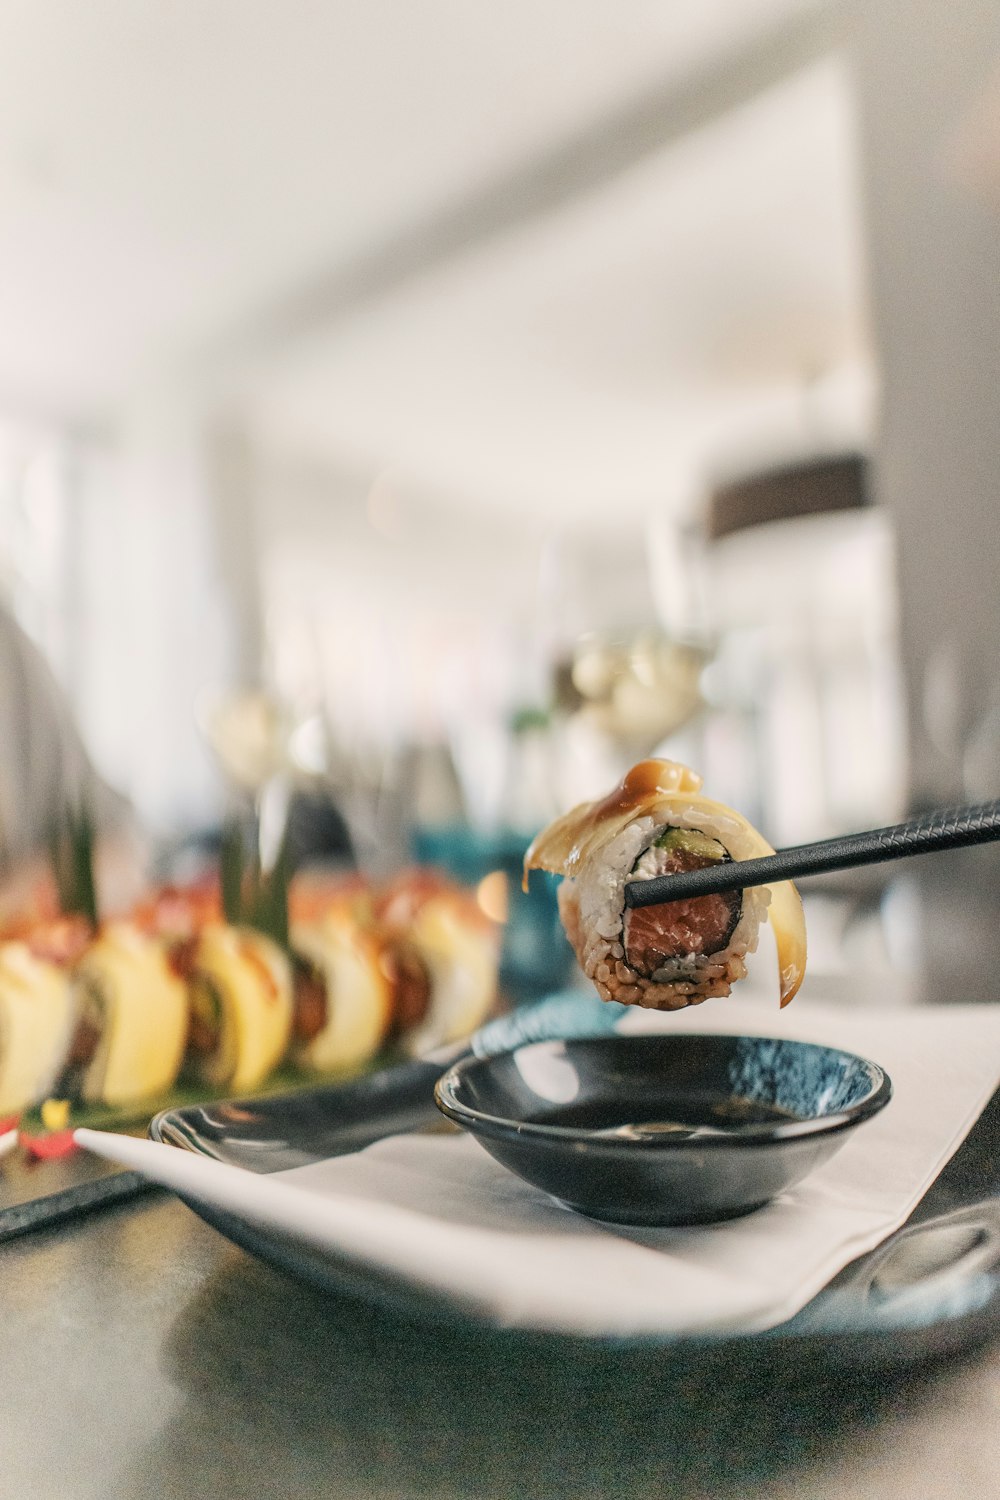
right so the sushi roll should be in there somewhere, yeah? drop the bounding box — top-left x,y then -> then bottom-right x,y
67,921 -> 189,1106
524,758 -> 806,1011
288,871 -> 371,927
375,872 -> 500,1055
132,881 -> 223,945
0,941 -> 76,1115
183,924 -> 294,1092
290,908 -> 393,1073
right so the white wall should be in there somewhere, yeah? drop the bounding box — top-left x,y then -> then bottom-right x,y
853,0 -> 1000,1000
854,0 -> 1000,804
72,409 -> 246,835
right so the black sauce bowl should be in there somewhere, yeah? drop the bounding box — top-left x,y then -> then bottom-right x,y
434,1033 -> 892,1227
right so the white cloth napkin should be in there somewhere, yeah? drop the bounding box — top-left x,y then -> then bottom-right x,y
77,999 -> 1000,1337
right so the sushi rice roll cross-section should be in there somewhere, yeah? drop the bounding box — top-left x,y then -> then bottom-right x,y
374,872 -> 501,1056
182,924 -> 294,1093
66,922 -> 189,1106
0,940 -> 77,1116
291,911 -> 393,1074
524,758 -> 806,1011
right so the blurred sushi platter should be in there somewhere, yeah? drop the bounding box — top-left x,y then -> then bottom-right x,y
0,849 -> 502,1231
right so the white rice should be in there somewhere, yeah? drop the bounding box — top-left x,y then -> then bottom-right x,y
560,808 -> 771,1011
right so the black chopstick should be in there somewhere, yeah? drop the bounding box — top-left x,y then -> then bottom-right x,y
622,800 -> 1000,909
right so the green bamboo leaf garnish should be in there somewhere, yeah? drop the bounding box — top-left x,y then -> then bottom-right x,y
218,815 -> 291,951
49,803 -> 99,926
219,819 -> 246,928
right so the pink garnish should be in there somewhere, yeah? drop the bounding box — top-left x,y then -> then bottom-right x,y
22,1129 -> 78,1160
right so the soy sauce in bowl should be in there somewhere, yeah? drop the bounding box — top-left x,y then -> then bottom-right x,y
435,1033 -> 891,1226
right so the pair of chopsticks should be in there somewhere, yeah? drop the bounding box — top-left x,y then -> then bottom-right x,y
623,801 -> 1000,910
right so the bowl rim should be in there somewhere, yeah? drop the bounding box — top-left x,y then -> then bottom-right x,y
434,1033 -> 893,1150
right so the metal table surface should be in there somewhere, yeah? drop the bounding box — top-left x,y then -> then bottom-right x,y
2,1185 -> 999,1500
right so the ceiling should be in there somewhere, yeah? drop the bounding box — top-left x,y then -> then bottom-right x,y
0,0 -> 871,520
251,52 -> 872,526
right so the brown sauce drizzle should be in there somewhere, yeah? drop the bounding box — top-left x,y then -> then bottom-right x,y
292,961 -> 328,1044
66,1012 -> 101,1069
167,937 -> 199,982
381,940 -> 432,1033
185,976 -> 224,1056
590,760 -> 695,820
526,761 -> 704,884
